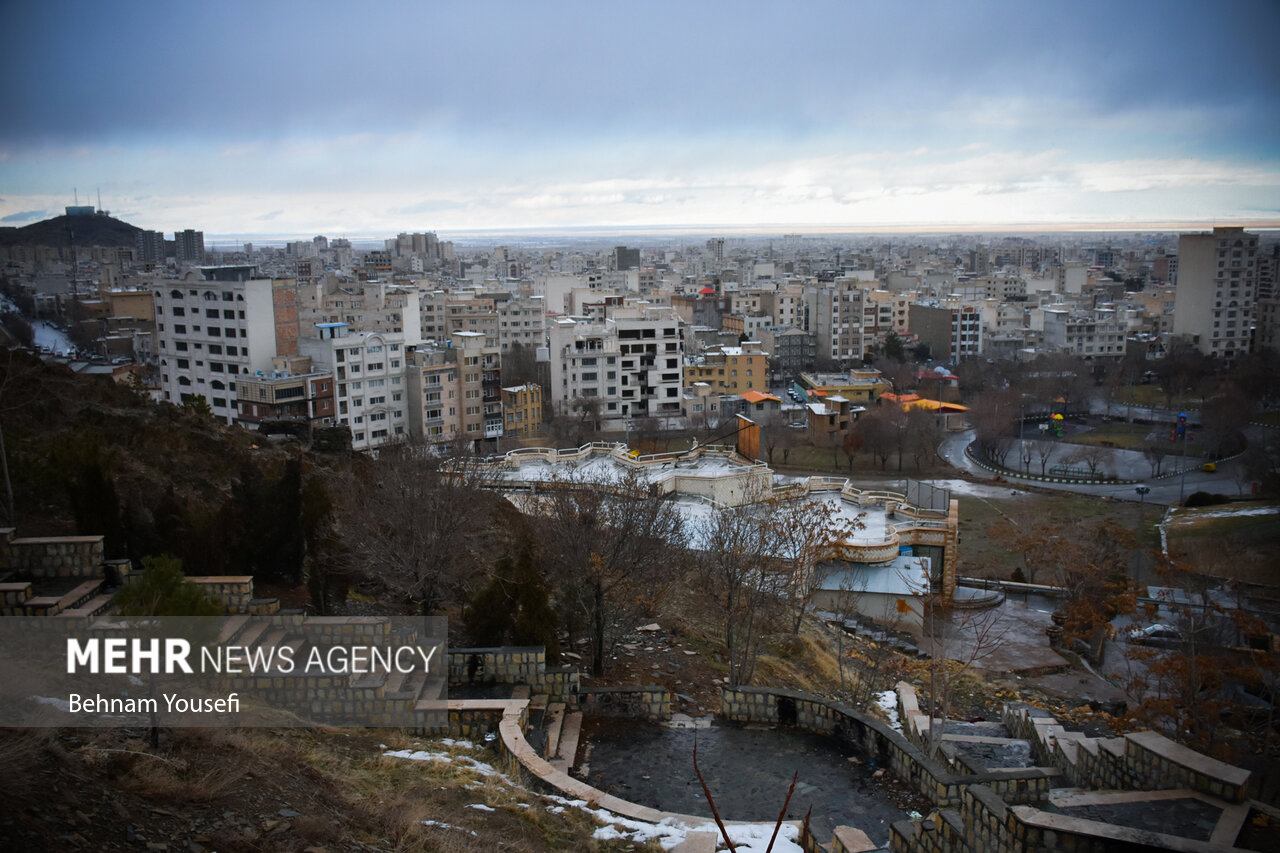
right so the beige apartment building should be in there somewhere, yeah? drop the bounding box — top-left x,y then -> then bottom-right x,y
683,343 -> 768,395
501,383 -> 544,439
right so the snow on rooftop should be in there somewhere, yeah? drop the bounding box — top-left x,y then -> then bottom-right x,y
819,555 -> 931,596
493,446 -> 916,557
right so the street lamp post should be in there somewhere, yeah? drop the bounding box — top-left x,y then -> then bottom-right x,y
1134,485 -> 1150,592
1177,413 -> 1190,503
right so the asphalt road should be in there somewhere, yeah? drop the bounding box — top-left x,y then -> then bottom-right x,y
936,428 -> 1264,507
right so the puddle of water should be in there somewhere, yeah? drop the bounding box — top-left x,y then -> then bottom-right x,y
575,717 -> 927,845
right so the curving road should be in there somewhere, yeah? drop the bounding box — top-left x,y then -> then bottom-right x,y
936,428 -> 1265,506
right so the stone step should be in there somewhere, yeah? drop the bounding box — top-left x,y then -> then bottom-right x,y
544,702 -> 566,761
23,595 -> 60,615
351,667 -> 389,689
58,593 -> 113,623
235,619 -> 270,649
551,711 -> 582,773
0,581 -> 32,603
215,614 -> 251,645
413,674 -> 448,710
419,673 -> 446,704
255,628 -> 288,653
381,668 -> 410,697
388,668 -> 426,700
1099,737 -> 1125,759
58,579 -> 103,612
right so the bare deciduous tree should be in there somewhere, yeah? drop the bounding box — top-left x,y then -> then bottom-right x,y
772,497 -> 862,633
697,496 -> 788,687
922,596 -> 1010,759
534,469 -> 685,675
1032,439 -> 1057,476
337,440 -> 495,616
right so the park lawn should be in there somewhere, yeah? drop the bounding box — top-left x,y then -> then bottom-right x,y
1063,421 -> 1206,456
1110,384 -> 1204,410
956,489 -> 1158,580
1163,502 -> 1280,585
771,442 -> 955,477
1253,411 -> 1280,427
1062,422 -> 1159,450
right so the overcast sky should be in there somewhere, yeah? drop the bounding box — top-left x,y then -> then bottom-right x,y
2,0 -> 1278,239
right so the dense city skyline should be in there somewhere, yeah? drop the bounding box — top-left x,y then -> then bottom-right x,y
2,1 -> 1278,237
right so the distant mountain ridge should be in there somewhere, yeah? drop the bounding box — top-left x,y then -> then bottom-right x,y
0,213 -> 142,249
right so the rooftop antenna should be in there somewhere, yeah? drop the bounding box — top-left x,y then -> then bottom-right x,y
74,187 -> 78,206
97,188 -> 102,213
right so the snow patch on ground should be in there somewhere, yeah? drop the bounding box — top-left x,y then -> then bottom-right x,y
875,689 -> 902,733
33,321 -> 74,353
389,745 -> 806,850
1168,506 -> 1279,523
31,696 -> 71,712
420,819 -> 477,836
542,792 -> 803,851
382,744 -> 514,787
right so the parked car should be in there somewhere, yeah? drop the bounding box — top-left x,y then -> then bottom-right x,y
1126,623 -> 1183,647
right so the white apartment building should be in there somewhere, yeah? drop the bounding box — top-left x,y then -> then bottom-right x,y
1173,227 -> 1258,359
548,304 -> 684,429
498,297 -> 546,352
1041,308 -> 1126,359
153,267 -> 280,425
298,324 -> 410,451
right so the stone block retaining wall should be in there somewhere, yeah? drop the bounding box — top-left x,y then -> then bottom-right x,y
579,686 -> 670,720
188,576 -> 254,613
448,647 -> 546,688
300,616 -> 391,644
1124,730 -> 1250,802
1002,703 -> 1250,803
544,665 -> 581,703
4,535 -> 105,579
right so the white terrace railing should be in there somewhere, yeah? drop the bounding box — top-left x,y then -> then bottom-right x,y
487,443 -> 955,555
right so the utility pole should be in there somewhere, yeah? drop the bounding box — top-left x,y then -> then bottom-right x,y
1134,485 -> 1150,592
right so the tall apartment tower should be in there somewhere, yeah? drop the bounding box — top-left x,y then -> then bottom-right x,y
705,237 -> 725,265
153,267 -> 281,424
1173,227 -> 1258,359
175,229 -> 205,265
136,230 -> 166,265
